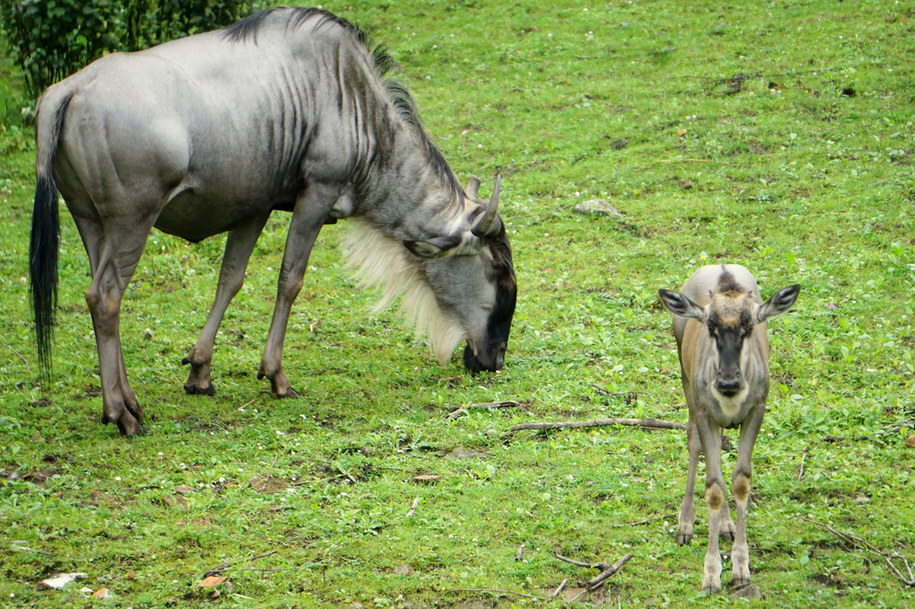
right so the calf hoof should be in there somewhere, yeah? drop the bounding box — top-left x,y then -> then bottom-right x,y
702,580 -> 722,595
676,527 -> 693,546
719,519 -> 737,542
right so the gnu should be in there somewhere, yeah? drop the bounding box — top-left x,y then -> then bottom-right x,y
30,7 -> 517,436
658,265 -> 799,593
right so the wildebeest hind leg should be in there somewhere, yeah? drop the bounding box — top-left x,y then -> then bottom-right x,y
183,212 -> 270,395
82,220 -> 152,436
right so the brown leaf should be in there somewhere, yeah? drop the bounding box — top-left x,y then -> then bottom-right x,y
249,475 -> 288,494
196,575 -> 228,588
162,495 -> 188,510
173,485 -> 196,495
92,588 -> 111,599
906,434 -> 915,448
411,474 -> 441,484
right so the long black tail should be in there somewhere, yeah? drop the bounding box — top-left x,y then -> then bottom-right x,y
30,90 -> 71,385
30,175 -> 60,385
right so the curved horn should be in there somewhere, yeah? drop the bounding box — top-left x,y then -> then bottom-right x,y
471,175 -> 501,238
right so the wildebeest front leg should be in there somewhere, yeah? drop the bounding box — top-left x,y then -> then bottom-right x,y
731,404 -> 764,589
183,212 -> 271,395
258,182 -> 341,397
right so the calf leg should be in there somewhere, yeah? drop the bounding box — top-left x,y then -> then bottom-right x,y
697,417 -> 726,594
678,420 -> 701,545
183,212 -> 270,395
258,181 -> 342,397
730,404 -> 765,588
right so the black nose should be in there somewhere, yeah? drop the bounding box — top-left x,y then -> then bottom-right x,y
462,342 -> 506,374
716,376 -> 742,396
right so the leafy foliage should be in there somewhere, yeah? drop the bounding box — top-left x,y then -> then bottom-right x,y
0,0 -> 261,97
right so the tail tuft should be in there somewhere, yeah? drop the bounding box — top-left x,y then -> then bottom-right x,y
30,175 -> 60,385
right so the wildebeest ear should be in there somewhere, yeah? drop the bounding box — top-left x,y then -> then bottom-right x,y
757,284 -> 800,323
465,176 -> 481,199
403,236 -> 463,259
658,289 -> 707,322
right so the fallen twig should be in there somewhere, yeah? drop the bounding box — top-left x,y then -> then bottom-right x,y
797,447 -> 808,481
451,588 -> 551,602
405,496 -> 420,518
586,552 -> 633,589
204,550 -> 278,578
555,553 -> 612,570
552,578 -> 568,598
821,417 -> 915,443
798,516 -> 914,586
607,513 -> 677,528
447,401 -> 521,419
555,552 -> 634,603
510,417 -> 686,433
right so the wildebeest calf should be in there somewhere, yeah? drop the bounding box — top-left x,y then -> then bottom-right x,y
658,264 -> 799,593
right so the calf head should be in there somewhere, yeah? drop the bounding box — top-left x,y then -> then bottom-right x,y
659,280 -> 800,398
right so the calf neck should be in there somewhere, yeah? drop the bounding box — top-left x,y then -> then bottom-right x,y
659,264 -> 799,593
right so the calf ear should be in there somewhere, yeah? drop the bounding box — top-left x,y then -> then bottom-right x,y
757,284 -> 801,322
658,289 -> 707,322
403,236 -> 463,259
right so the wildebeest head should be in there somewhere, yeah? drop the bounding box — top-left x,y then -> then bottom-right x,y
658,278 -> 799,398
344,176 -> 516,373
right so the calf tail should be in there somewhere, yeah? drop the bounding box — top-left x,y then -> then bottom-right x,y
30,88 -> 72,384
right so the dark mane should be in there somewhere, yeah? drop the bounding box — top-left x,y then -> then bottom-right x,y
224,7 -> 461,195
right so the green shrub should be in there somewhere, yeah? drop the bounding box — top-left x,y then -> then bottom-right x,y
0,0 -> 261,99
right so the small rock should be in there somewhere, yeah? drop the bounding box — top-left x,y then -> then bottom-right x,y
445,448 -> 487,460
394,564 -> 414,576
730,584 -> 761,599
854,495 -> 870,505
39,573 -> 87,590
574,199 -> 621,216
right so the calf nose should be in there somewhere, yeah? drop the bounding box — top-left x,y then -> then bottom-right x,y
716,374 -> 742,397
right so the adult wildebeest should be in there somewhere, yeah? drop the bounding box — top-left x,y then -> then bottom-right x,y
30,7 -> 517,436
658,265 -> 799,593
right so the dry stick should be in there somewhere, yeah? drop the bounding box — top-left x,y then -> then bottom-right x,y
405,496 -> 420,518
447,401 -> 521,420
555,553 -> 612,571
608,513 -> 677,528
587,552 -> 634,589
451,588 -> 551,602
511,417 -> 686,433
797,447 -> 809,481
798,516 -> 915,586
565,553 -> 634,603
552,578 -> 568,598
204,550 -> 278,578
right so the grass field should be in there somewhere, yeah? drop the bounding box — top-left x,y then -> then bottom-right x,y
1,0 -> 913,607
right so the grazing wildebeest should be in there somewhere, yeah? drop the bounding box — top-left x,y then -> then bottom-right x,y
30,7 -> 517,436
658,265 -> 799,593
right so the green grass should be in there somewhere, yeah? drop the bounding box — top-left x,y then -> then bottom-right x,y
1,0 -> 913,607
